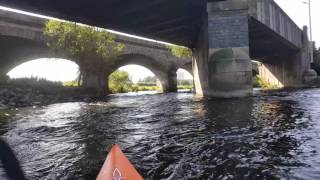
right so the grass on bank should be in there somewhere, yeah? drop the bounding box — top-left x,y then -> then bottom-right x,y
0,75 -> 64,89
178,85 -> 193,90
2,74 -> 278,95
253,76 -> 279,89
0,76 -> 81,102
63,82 -> 192,93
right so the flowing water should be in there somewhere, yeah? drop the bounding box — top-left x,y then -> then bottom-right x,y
1,89 -> 320,179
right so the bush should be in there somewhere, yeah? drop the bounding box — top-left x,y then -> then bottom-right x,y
137,82 -> 157,86
137,86 -> 159,91
167,45 -> 192,58
109,71 -> 163,93
8,77 -> 63,87
253,76 -> 278,89
0,74 -> 9,83
178,79 -> 192,86
313,46 -> 320,65
109,71 -> 133,93
177,85 -> 193,90
63,81 -> 79,87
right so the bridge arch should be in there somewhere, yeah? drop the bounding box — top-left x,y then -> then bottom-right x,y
176,68 -> 194,91
177,62 -> 192,76
7,58 -> 79,82
0,35 -> 70,75
177,68 -> 193,76
107,53 -> 177,92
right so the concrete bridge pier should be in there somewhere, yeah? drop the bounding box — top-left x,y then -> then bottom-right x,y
81,61 -> 109,97
193,1 -> 252,98
82,71 -> 108,96
161,70 -> 177,93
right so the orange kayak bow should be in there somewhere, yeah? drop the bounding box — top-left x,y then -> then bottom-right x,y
96,144 -> 144,180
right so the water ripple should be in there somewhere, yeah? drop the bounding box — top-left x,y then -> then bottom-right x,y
1,90 -> 320,179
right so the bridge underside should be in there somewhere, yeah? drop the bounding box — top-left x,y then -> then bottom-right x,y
248,19 -> 311,88
0,0 -> 315,98
0,0 -> 223,47
249,18 -> 300,60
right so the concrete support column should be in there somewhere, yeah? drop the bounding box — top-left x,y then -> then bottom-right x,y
82,70 -> 108,97
302,26 -> 317,84
81,62 -> 108,97
193,0 -> 252,98
161,70 -> 177,93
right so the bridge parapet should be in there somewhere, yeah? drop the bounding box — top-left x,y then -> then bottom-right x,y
250,0 -> 303,48
0,9 -> 170,51
0,8 -> 192,78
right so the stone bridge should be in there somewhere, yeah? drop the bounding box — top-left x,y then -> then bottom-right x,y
0,0 -> 317,97
0,9 -> 192,93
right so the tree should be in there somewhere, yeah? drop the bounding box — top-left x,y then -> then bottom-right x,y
314,46 -> 320,64
44,20 -> 125,96
167,45 -> 192,58
178,79 -> 192,86
138,76 -> 157,84
109,71 -> 133,93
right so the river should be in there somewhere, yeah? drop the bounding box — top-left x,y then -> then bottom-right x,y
1,89 -> 320,179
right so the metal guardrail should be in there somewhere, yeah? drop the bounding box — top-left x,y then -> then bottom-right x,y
255,0 -> 302,47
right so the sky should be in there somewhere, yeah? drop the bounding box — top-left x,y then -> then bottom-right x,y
8,60 -> 192,82
8,59 -> 79,82
4,0 -> 320,82
274,0 -> 320,46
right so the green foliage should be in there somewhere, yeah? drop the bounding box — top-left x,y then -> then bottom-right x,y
2,77 -> 65,94
109,71 -> 133,93
8,77 -> 62,87
44,20 -> 125,62
177,85 -> 193,90
253,76 -> 278,89
138,76 -> 157,84
133,85 -> 159,92
63,81 -> 79,87
108,71 -> 162,93
252,76 -> 260,88
137,82 -> 157,86
0,74 -> 9,83
314,46 -> 320,64
178,79 -> 193,86
167,45 -> 192,58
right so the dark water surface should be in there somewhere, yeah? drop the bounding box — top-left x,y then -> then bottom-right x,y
1,89 -> 320,179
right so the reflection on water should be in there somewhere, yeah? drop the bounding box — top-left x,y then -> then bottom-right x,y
1,89 -> 320,179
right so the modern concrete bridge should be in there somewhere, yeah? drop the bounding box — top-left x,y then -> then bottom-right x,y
0,9 -> 192,93
0,0 -> 316,97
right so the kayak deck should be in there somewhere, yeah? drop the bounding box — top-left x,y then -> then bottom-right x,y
96,144 -> 143,180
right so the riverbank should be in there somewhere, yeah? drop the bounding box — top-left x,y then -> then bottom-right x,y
0,80 -> 94,110
0,78 -> 194,110
3,74 -> 317,110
